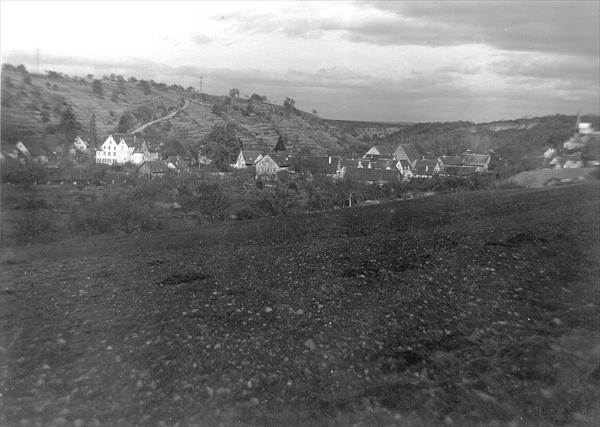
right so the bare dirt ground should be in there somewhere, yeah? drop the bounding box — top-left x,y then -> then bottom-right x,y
1,183 -> 599,426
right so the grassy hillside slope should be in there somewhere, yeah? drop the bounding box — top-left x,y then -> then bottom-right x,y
1,68 -> 365,156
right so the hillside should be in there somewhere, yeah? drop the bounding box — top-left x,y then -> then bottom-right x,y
2,183 -> 599,426
0,67 -> 365,157
381,115 -> 600,177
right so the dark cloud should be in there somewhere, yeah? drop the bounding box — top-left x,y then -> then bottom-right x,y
368,1 -> 599,56
220,2 -> 599,57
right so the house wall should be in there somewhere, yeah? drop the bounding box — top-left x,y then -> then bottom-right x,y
256,156 -> 281,176
234,152 -> 246,169
96,135 -> 120,164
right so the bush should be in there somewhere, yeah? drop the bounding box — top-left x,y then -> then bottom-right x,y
70,193 -> 164,235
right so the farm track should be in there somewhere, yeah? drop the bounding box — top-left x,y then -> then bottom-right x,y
1,183 -> 599,426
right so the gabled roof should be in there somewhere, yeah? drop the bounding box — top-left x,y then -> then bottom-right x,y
240,150 -> 262,164
414,159 -> 440,176
443,165 -> 479,176
107,134 -> 148,149
303,156 -> 341,174
461,153 -> 490,166
395,144 -> 421,162
367,158 -> 397,170
344,166 -> 400,183
438,156 -> 462,166
365,144 -> 395,157
265,153 -> 292,167
139,160 -> 169,174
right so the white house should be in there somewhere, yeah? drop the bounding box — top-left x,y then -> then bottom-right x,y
255,153 -> 292,177
233,150 -> 263,169
363,143 -> 421,167
72,136 -> 89,153
95,134 -> 158,165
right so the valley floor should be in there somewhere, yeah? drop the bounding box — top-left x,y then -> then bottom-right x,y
1,184 -> 599,426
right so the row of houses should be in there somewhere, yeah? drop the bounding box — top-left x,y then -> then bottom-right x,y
232,143 -> 491,185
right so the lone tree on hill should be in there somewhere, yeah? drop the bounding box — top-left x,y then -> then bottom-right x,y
274,134 -> 286,151
59,105 -> 82,141
229,88 -> 240,98
117,113 -> 137,133
88,113 -> 97,149
92,79 -> 104,97
137,80 -> 152,95
283,97 -> 296,111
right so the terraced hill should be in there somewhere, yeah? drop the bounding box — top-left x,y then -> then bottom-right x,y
1,68 -> 365,156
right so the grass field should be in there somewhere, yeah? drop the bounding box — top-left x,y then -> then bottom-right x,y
1,183 -> 599,426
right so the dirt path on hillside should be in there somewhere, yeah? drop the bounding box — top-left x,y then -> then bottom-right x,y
1,184 -> 599,426
131,100 -> 188,134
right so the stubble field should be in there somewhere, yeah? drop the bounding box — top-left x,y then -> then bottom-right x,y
1,183 -> 599,426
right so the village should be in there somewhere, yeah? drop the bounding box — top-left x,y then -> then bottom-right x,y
2,131 -> 494,184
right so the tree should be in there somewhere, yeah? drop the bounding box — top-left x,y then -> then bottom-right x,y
137,80 -> 152,95
312,109 -> 318,115
47,70 -> 62,79
92,79 -> 104,96
229,88 -> 240,98
59,105 -> 82,140
202,124 -> 242,171
250,93 -> 267,102
283,97 -> 296,111
16,64 -> 28,74
274,134 -> 286,152
117,113 -> 137,133
89,113 -> 97,148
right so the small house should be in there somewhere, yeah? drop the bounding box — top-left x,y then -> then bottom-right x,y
341,166 -> 400,185
138,160 -> 170,179
413,159 -> 442,178
392,144 -> 421,167
363,144 -> 395,158
233,150 -> 263,169
255,153 -> 292,177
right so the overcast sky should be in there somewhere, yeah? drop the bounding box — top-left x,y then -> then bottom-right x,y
1,1 -> 598,122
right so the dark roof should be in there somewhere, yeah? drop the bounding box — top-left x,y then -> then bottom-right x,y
344,167 -> 400,184
398,160 -> 412,170
366,158 -> 397,170
365,144 -> 394,157
395,144 -> 421,162
139,160 -> 169,174
443,165 -> 479,176
439,156 -> 463,166
414,159 -> 440,176
341,159 -> 362,168
265,153 -> 292,167
240,150 -> 262,165
109,134 -> 148,149
461,153 -> 490,166
303,156 -> 341,174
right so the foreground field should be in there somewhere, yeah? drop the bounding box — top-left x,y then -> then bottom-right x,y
1,184 -> 599,426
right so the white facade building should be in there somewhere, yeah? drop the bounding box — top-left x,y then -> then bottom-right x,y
95,134 -> 158,165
